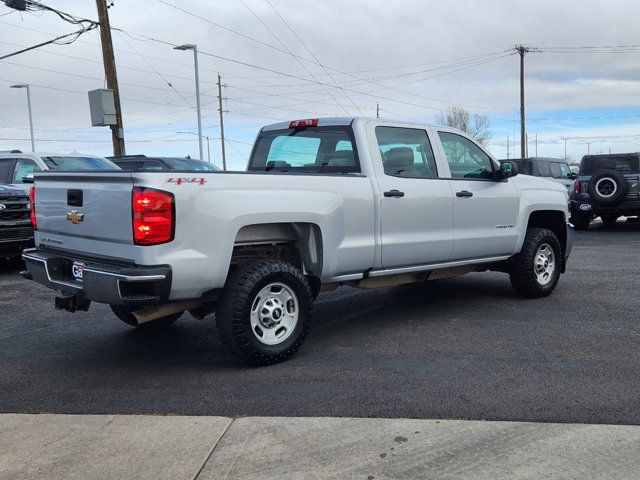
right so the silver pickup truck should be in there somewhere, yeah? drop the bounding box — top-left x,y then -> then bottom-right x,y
22,117 -> 573,365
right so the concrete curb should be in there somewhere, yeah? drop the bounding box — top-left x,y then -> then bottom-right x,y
2,414 -> 639,479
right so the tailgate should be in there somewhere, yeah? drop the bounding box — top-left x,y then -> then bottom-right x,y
34,172 -> 135,259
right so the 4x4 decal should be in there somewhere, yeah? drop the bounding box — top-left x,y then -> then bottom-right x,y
166,177 -> 207,185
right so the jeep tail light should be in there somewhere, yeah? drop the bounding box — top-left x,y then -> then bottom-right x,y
289,119 -> 318,128
29,186 -> 37,230
132,187 -> 174,245
573,180 -> 580,195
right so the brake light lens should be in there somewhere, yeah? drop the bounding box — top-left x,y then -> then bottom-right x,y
132,187 -> 174,245
29,186 -> 37,230
573,180 -> 580,195
289,119 -> 318,128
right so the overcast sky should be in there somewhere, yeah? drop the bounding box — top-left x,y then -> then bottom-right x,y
1,0 -> 640,169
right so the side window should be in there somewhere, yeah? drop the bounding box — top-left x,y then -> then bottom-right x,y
437,132 -> 494,180
537,162 -> 551,177
12,158 -> 40,183
559,163 -> 571,178
0,159 -> 16,183
375,126 -> 438,179
549,163 -> 562,178
140,160 -> 165,170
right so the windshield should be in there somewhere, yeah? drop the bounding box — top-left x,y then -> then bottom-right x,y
165,159 -> 220,171
248,126 -> 359,173
42,156 -> 118,170
581,155 -> 640,175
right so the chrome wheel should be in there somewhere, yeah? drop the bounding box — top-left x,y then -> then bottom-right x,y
534,243 -> 555,286
250,282 -> 299,345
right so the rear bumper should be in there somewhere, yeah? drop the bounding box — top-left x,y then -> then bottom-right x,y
571,199 -> 640,216
22,248 -> 172,307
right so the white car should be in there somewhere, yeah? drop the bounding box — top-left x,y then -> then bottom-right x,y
23,118 -> 573,365
0,151 -> 118,188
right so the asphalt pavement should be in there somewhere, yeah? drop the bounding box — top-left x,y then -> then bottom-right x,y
1,221 -> 639,423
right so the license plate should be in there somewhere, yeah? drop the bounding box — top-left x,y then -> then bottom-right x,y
71,261 -> 85,280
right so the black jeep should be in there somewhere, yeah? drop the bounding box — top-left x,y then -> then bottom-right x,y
571,153 -> 640,230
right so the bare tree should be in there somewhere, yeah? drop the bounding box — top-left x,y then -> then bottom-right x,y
436,106 -> 491,146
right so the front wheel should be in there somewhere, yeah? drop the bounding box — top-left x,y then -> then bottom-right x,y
215,260 -> 313,366
509,228 -> 562,298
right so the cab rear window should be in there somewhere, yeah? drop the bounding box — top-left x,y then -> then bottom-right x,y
248,126 -> 360,173
581,155 -> 640,175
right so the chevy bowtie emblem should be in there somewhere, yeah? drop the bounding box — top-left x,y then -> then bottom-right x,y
67,210 -> 84,224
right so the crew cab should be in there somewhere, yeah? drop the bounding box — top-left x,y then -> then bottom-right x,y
22,118 -> 573,365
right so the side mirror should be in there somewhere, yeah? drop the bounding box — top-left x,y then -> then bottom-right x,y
22,173 -> 34,184
568,172 -> 578,180
498,161 -> 518,180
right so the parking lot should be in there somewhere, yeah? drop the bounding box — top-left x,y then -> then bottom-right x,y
1,221 -> 639,425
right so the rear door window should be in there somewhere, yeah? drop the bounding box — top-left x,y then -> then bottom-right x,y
249,126 -> 359,173
537,162 -> 551,177
549,163 -> 562,178
375,126 -> 438,178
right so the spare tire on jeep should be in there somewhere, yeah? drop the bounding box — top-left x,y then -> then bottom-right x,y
587,169 -> 628,206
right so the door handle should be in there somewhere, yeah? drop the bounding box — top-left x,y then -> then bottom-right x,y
384,189 -> 405,198
456,190 -> 473,198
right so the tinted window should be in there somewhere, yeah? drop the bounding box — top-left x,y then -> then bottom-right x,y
375,127 -> 438,178
581,156 -> 640,175
163,158 -> 219,171
537,162 -> 551,177
438,132 -> 494,179
549,163 -> 562,178
41,156 -> 118,170
249,126 -> 359,173
0,158 -> 16,183
12,158 -> 41,183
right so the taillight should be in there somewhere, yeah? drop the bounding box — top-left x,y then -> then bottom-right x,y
132,187 -> 174,245
29,186 -> 37,230
573,180 -> 580,195
289,118 -> 318,128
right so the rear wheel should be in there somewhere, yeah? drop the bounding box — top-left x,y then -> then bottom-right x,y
509,228 -> 562,298
110,305 -> 182,329
216,260 -> 313,366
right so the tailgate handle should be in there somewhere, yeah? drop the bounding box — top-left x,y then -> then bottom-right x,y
67,189 -> 83,207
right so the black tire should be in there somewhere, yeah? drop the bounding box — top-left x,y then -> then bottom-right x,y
587,169 -> 628,206
572,213 -> 591,231
509,228 -> 562,298
601,214 -> 618,225
216,260 -> 313,366
110,305 -> 182,329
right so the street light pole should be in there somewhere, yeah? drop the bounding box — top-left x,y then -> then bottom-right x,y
174,44 -> 203,161
10,84 -> 35,152
177,131 -> 212,164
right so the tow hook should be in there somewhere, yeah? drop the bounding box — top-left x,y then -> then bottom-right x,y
54,293 -> 91,313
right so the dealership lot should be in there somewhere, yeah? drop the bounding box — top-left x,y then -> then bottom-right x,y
1,222 -> 639,424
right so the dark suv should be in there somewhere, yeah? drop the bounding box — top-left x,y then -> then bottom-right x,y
571,153 -> 640,230
0,184 -> 32,258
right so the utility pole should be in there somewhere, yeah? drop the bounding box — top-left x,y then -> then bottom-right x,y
535,133 -> 538,157
563,137 -> 567,160
586,141 -> 594,154
95,0 -> 125,156
506,135 -> 510,159
376,102 -> 380,119
217,73 -> 227,171
515,45 -> 531,160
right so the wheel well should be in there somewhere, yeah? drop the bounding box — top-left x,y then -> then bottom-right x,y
527,210 -> 566,254
231,223 -> 323,280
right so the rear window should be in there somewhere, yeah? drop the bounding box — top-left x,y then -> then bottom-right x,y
581,155 -> 640,175
248,126 -> 359,173
42,156 -> 118,170
163,158 -> 219,171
